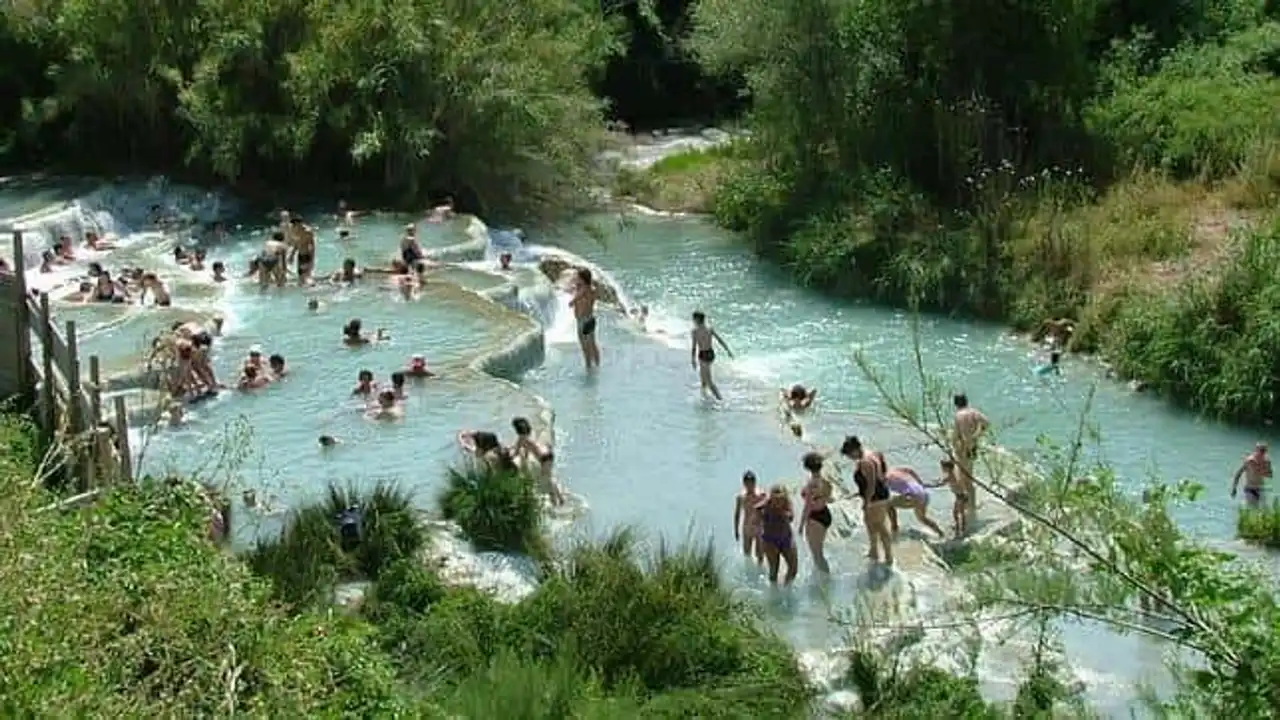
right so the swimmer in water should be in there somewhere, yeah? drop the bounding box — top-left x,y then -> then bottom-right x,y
307,298 -> 320,312
570,268 -> 601,370
1034,351 -> 1062,376
461,430 -> 518,471
268,354 -> 287,378
798,452 -> 833,574
139,273 -> 172,307
927,459 -> 970,537
782,384 -> 817,412
499,252 -> 513,271
880,459 -> 947,539
406,355 -> 435,378
319,434 -> 340,448
337,199 -> 358,226
691,311 -> 734,401
342,318 -> 386,346
331,258 -> 362,284
756,485 -> 798,585
212,261 -> 227,282
426,197 -> 455,223
244,346 -> 265,371
629,304 -> 650,331
1231,442 -> 1272,507
389,371 -> 407,399
400,224 -> 423,267
65,281 -> 95,303
733,470 -> 767,563
367,390 -> 403,421
352,369 -> 376,397
238,363 -> 269,390
189,249 -> 207,272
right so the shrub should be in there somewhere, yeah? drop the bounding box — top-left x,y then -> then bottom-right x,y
247,483 -> 425,607
1088,23 -> 1280,179
439,462 -> 547,559
0,470 -> 415,715
1103,219 -> 1280,422
1237,500 -> 1280,548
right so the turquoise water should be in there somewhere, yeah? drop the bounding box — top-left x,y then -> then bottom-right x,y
6,180 -> 1279,716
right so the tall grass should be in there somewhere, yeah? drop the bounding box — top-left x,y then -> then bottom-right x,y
1104,220 -> 1280,423
247,483 -> 425,607
368,528 -> 813,715
439,462 -> 548,560
1237,500 -> 1280,548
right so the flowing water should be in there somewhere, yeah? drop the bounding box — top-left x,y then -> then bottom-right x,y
3,171 -> 1277,717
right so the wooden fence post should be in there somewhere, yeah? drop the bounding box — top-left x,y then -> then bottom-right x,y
38,292 -> 55,446
112,395 -> 133,482
86,355 -> 103,489
10,231 -> 33,406
63,320 -> 85,490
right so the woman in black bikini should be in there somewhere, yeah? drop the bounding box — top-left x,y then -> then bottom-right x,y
757,485 -> 798,585
799,451 -> 833,574
840,435 -> 894,566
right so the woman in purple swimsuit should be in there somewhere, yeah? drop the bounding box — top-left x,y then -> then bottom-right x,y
757,485 -> 799,586
877,454 -> 946,539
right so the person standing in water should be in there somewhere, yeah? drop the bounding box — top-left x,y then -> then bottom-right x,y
1231,442 -> 1272,506
570,268 -> 601,369
733,470 -> 767,563
287,216 -> 317,285
952,393 -> 988,517
798,452 -> 833,575
757,485 -> 798,585
841,435 -> 894,565
691,311 -> 734,401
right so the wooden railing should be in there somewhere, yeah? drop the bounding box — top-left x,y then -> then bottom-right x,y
1,230 -> 133,489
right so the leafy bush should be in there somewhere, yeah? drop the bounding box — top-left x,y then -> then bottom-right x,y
367,528 -> 813,715
248,483 -> 425,607
439,462 -> 547,559
1088,23 -> 1280,179
1103,219 -> 1280,422
0,470 -> 415,715
1237,500 -> 1280,547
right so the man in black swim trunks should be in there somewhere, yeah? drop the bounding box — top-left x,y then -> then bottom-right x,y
570,267 -> 601,370
690,310 -> 734,401
287,216 -> 316,284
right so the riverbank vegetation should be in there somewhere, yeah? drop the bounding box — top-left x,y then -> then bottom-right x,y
1237,500 -> 1280,548
855,332 -> 1280,716
0,0 -> 741,223
649,0 -> 1280,423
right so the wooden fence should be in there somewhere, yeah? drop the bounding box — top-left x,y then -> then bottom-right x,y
0,231 -> 133,489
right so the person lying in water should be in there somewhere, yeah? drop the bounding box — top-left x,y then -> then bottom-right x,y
342,318 -> 387,346
782,384 -> 817,412
84,230 -> 116,251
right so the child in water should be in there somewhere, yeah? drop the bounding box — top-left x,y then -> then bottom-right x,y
1034,351 -> 1062,377
733,470 -> 767,563
690,311 -> 734,401
926,459 -> 970,537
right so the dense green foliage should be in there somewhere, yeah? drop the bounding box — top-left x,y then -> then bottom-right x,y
0,0 -> 742,222
686,0 -> 1280,422
439,462 -> 548,559
1237,500 -> 1280,548
855,342 -> 1280,718
247,482 -> 426,607
1104,220 -> 1280,422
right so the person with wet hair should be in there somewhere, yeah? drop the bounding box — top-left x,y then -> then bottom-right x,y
798,451 -> 833,574
840,435 -> 894,565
